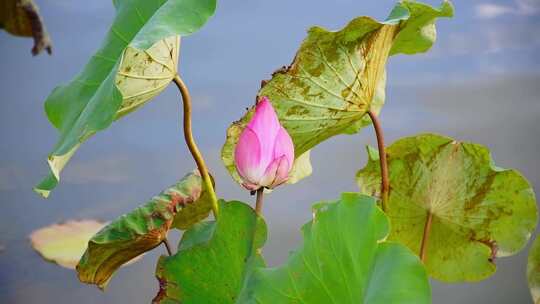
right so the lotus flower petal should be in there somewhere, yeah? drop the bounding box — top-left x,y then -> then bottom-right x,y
242,181 -> 260,191
270,155 -> 290,188
273,127 -> 294,172
234,126 -> 262,184
234,96 -> 295,191
259,156 -> 281,188
247,97 -> 281,167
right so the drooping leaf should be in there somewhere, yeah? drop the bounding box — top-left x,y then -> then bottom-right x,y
221,0 -> 453,185
77,171 -> 213,289
356,133 -> 538,282
237,193 -> 430,304
528,236 -> 540,304
153,201 -> 266,304
30,220 -> 106,269
171,172 -> 214,230
34,0 -> 217,197
0,0 -> 52,55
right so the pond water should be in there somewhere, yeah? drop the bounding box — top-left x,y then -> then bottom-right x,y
1,0 -> 539,303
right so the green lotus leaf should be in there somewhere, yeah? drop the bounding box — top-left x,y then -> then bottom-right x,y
356,133 -> 538,282
34,0 -> 217,197
221,0 -> 453,185
77,171 -> 212,289
153,200 -> 266,303
528,236 -> 540,304
0,0 -> 52,55
237,193 -> 430,304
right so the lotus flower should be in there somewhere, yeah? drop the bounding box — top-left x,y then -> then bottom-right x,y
234,97 -> 294,191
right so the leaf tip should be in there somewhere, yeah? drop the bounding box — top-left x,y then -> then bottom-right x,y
33,183 -> 51,198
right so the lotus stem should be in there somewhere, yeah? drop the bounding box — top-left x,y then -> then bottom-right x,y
162,238 -> 173,256
367,110 -> 390,212
249,188 -> 265,256
255,188 -> 264,216
419,211 -> 434,262
173,75 -> 219,218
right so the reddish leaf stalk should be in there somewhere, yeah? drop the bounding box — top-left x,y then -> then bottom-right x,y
367,110 -> 390,211
173,75 -> 219,218
162,238 -> 172,256
419,211 -> 434,262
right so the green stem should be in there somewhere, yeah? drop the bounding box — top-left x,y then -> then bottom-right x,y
255,188 -> 264,216
249,188 -> 265,255
367,110 -> 389,212
173,75 -> 219,218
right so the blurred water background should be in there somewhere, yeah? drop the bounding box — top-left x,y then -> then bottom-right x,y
0,0 -> 539,303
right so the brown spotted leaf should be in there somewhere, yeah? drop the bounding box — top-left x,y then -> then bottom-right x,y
77,171 -> 213,289
356,133 -> 538,282
34,0 -> 217,197
221,1 -> 453,185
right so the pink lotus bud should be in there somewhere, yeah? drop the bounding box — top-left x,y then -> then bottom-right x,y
234,96 -> 295,191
